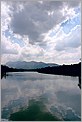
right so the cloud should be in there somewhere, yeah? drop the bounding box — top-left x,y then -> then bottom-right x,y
66,0 -> 81,8
7,1 -> 79,44
1,34 -> 20,55
55,25 -> 81,51
1,1 -> 81,64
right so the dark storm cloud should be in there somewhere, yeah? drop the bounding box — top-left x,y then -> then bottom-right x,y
6,1 -> 80,45
7,1 -> 65,44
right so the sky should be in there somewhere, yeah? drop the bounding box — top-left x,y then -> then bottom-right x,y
1,0 -> 81,65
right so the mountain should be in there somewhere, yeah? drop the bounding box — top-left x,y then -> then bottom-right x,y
6,61 -> 59,69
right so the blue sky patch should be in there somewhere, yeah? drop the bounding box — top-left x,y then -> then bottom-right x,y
4,29 -> 24,47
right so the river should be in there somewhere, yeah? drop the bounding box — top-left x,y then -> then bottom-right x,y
1,72 -> 81,121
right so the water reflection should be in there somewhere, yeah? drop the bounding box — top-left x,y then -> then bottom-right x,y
9,99 -> 61,121
2,72 -> 81,89
78,76 -> 81,89
1,72 -> 81,121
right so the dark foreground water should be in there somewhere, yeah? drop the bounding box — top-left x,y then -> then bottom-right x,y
1,72 -> 81,121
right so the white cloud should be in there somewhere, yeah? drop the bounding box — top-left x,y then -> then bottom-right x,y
1,2 -> 11,32
1,34 -> 20,55
55,25 -> 81,51
1,32 -> 21,64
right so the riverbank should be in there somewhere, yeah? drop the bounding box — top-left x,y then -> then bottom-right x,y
36,62 -> 81,77
36,62 -> 81,89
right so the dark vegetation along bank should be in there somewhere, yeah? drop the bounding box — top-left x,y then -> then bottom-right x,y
37,62 -> 81,77
36,62 -> 81,89
1,62 -> 81,88
1,65 -> 36,79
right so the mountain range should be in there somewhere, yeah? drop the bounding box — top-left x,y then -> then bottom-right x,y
6,61 -> 59,69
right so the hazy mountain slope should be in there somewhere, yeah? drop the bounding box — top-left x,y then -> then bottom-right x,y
6,61 -> 59,69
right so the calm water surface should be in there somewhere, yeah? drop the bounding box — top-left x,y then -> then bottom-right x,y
1,72 -> 81,121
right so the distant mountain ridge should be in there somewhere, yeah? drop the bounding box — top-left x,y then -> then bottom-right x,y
6,61 -> 59,69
